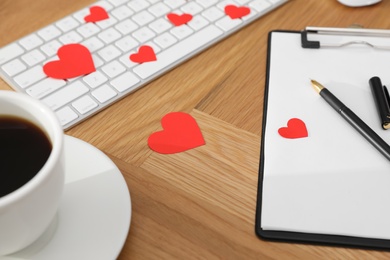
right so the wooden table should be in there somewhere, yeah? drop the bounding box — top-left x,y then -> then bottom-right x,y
1,0 -> 390,259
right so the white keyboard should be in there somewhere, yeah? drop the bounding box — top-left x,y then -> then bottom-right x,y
0,0 -> 288,130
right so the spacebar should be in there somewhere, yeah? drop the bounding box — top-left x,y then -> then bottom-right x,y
133,25 -> 223,80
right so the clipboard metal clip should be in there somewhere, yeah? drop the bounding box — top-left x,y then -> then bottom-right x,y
301,26 -> 390,50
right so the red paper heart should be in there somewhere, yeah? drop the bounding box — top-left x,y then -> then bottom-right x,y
84,6 -> 109,23
43,43 -> 96,79
129,45 -> 157,63
167,13 -> 193,26
148,112 -> 206,154
278,118 -> 308,139
224,5 -> 251,19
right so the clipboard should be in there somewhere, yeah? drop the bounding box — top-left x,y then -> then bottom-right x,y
255,28 -> 390,249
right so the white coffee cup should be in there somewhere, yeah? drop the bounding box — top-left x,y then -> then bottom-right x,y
0,90 -> 65,255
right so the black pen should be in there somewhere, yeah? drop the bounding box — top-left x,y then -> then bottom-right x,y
369,76 -> 390,130
311,79 -> 390,161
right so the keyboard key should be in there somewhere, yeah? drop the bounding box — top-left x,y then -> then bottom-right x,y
26,78 -> 66,99
128,0 -> 150,12
145,41 -> 161,53
165,0 -> 186,9
115,36 -> 139,52
21,49 -> 46,66
216,1 -> 238,10
77,23 -> 101,38
170,25 -> 194,40
42,81 -> 89,110
196,0 -> 218,8
40,40 -> 62,56
14,65 -> 46,89
110,71 -> 140,92
107,0 -> 129,7
1,59 -> 26,77
96,16 -> 118,30
56,16 -> 79,32
56,106 -> 79,126
98,45 -> 122,62
101,60 -> 126,78
111,5 -> 134,20
98,27 -> 122,44
188,15 -> 209,31
73,8 -> 92,23
132,10 -> 155,26
236,0 -> 252,4
242,8 -> 257,21
216,16 -> 242,32
38,25 -> 62,41
202,6 -> 224,22
119,52 -> 138,68
72,95 -> 98,114
59,31 -> 83,44
148,3 -> 171,17
0,43 -> 25,65
92,54 -> 104,68
96,2 -> 114,11
82,36 -> 105,52
153,32 -> 177,49
83,71 -> 108,88
181,2 -> 204,15
115,19 -> 139,35
249,0 -> 272,12
149,18 -> 172,34
134,25 -> 223,79
19,34 -> 44,51
92,84 -> 117,103
132,27 -> 156,43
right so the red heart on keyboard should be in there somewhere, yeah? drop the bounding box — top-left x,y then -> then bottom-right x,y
278,118 -> 308,139
224,5 -> 251,19
129,45 -> 157,63
43,43 -> 96,79
84,6 -> 109,23
148,112 -> 206,154
167,13 -> 193,26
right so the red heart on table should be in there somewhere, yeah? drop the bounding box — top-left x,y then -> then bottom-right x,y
167,13 -> 193,26
148,112 -> 206,154
84,6 -> 109,23
129,45 -> 157,63
224,5 -> 251,19
43,43 -> 96,79
278,118 -> 308,139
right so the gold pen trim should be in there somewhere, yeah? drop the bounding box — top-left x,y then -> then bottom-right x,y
310,79 -> 324,94
383,122 -> 390,129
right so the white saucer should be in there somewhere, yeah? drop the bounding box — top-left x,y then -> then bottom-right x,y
6,135 -> 132,260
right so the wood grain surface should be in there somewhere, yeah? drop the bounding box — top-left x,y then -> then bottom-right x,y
1,0 -> 390,259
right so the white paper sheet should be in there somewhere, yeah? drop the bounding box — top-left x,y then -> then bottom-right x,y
261,31 -> 390,239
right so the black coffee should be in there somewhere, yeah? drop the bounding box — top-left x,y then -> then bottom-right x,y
0,116 -> 52,198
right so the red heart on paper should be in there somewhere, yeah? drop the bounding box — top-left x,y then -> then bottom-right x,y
148,112 -> 206,154
43,43 -> 96,79
224,5 -> 251,19
278,118 -> 308,139
167,13 -> 193,26
84,6 -> 109,23
129,45 -> 157,63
